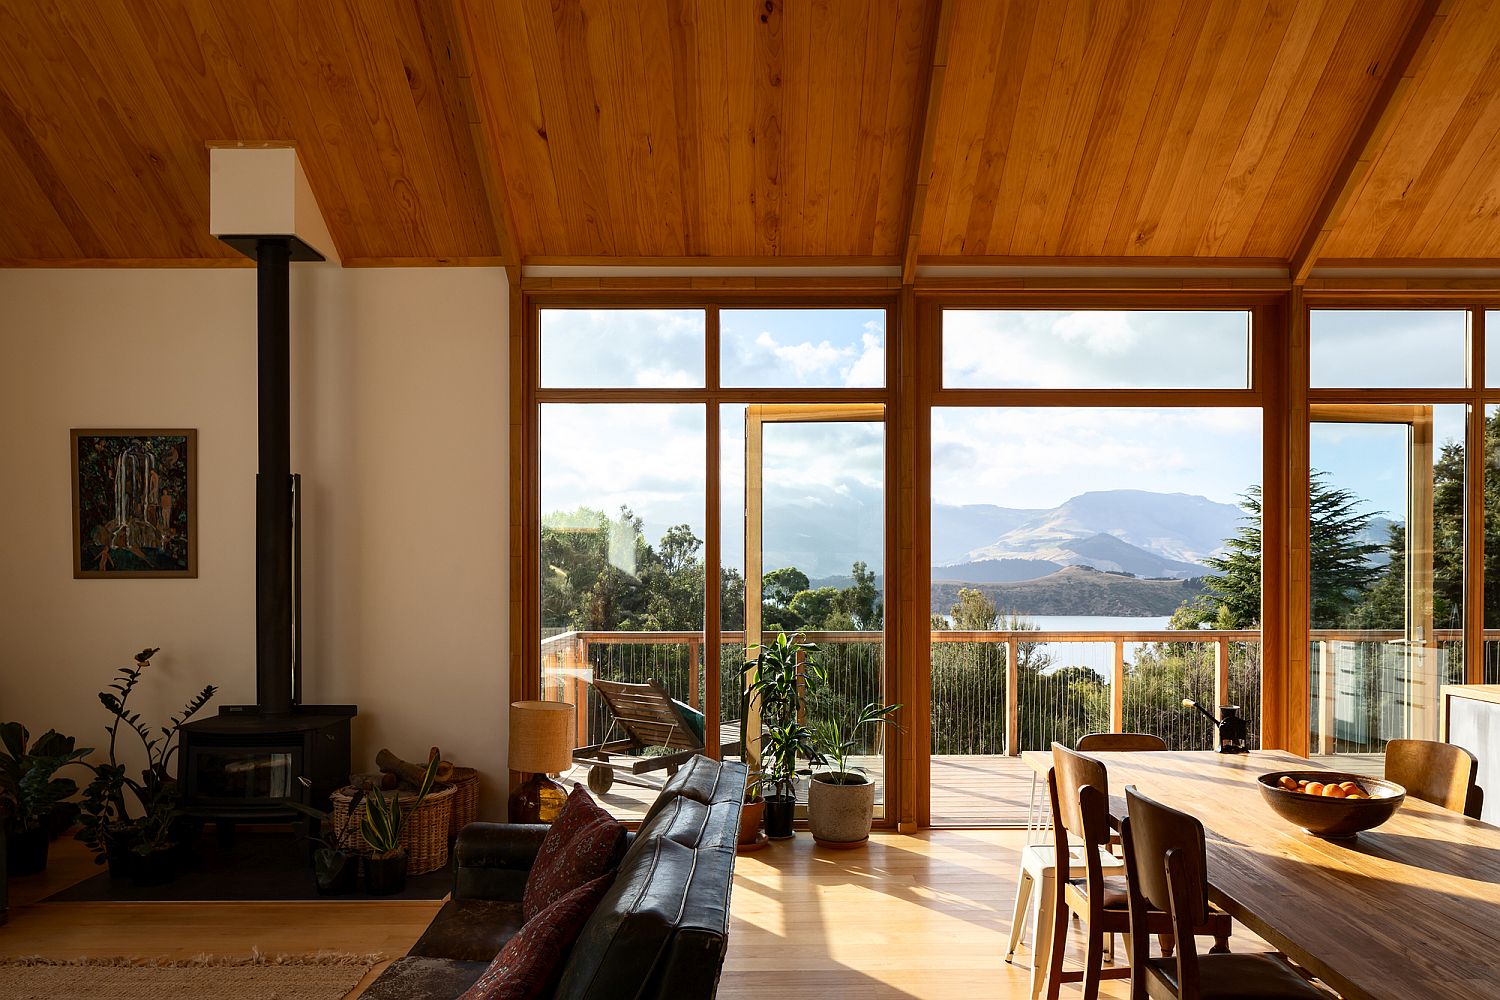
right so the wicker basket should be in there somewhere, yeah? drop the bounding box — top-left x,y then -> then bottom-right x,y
448,767 -> 480,840
331,782 -> 457,875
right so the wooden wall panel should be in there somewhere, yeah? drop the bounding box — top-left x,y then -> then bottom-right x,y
1323,1 -> 1500,259
917,0 -> 1424,260
0,0 -> 500,262
457,0 -> 932,259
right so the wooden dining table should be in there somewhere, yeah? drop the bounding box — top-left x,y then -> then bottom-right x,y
1020,748 -> 1500,1000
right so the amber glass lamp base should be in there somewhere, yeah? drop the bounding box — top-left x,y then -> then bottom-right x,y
509,773 -> 568,823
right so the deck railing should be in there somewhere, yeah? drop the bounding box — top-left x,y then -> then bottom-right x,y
539,627 -> 1478,758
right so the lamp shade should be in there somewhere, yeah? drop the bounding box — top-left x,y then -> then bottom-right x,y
509,700 -> 574,774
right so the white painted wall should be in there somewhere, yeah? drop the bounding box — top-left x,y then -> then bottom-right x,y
0,265 -> 510,816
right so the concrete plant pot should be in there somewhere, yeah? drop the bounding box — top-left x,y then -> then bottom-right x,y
808,772 -> 875,847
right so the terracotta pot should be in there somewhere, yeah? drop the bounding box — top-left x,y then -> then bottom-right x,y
738,799 -> 765,845
808,772 -> 875,846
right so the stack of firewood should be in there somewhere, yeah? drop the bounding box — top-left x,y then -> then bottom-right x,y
351,746 -> 454,792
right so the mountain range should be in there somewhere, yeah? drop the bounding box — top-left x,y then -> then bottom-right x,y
934,490 -> 1246,581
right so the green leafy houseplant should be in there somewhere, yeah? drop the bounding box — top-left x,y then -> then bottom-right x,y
807,701 -> 900,846
742,631 -> 826,839
290,778 -> 364,895
75,648 -> 217,882
1,724 -> 92,876
812,702 -> 901,785
360,751 -> 440,895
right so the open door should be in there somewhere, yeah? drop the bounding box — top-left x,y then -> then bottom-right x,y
1309,404 -> 1442,763
738,403 -> 887,816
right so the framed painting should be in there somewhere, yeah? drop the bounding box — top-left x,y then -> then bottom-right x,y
72,429 -> 197,578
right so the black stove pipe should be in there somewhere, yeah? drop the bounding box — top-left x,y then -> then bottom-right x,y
255,237 -> 295,716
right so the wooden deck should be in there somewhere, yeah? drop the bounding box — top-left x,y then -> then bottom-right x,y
568,753 -> 1385,827
564,753 -> 1037,827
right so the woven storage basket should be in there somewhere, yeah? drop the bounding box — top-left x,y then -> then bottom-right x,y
331,782 -> 456,875
447,767 -> 480,840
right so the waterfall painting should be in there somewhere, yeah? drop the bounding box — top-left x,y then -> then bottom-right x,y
71,429 -> 197,578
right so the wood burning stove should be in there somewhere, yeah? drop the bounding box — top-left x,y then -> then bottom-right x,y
179,235 -> 355,825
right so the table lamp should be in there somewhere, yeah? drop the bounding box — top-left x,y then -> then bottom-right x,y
508,700 -> 574,823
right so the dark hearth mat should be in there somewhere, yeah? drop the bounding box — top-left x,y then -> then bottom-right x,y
44,830 -> 454,903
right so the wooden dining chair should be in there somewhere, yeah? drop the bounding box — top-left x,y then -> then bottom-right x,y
1120,785 -> 1332,1000
1077,732 -> 1168,753
1385,739 -> 1484,819
1041,745 -> 1231,1000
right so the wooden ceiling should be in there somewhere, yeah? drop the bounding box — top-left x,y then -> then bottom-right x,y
0,0 -> 1498,272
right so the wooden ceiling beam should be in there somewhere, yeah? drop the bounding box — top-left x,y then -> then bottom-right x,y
899,0 -> 954,285
428,0 -> 519,267
1288,0 -> 1445,285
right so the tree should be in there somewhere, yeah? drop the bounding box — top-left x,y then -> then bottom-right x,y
1173,473 -> 1381,630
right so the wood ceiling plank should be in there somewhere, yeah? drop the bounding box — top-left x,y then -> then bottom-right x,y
1288,0 -> 1444,279
1100,0 -> 1217,254
924,0 -> 1006,257
722,1 -> 757,255
470,0 -> 566,256
1016,0 -> 1132,255
1113,0 -> 1241,255
979,0 -> 1066,256
1196,0 -> 1341,256
667,0 -> 706,256
1392,32 -> 1500,257
1058,0 -> 1183,256
847,0 -> 897,258
873,1 -> 930,258
426,0 -> 519,263
752,0 -> 786,256
1150,0 -> 1295,257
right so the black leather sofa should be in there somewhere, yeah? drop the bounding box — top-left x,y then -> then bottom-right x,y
361,754 -> 748,1000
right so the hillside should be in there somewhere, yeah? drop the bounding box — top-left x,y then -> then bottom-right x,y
931,565 -> 1206,618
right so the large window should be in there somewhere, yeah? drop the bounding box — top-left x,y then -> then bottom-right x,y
1308,310 -> 1474,768
534,304 -> 892,821
929,308 -> 1262,825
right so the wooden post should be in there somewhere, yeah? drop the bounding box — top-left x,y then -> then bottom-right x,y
1318,640 -> 1336,755
574,635 -> 590,749
1006,636 -> 1019,757
688,636 -> 701,711
1111,641 -> 1126,733
1214,638 -> 1230,710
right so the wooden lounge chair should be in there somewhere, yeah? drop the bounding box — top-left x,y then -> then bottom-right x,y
572,678 -> 742,794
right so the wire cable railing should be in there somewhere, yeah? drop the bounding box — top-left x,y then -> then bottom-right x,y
540,627 -> 1465,758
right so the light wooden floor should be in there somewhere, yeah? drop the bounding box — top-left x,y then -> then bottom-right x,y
1,830 -> 1268,999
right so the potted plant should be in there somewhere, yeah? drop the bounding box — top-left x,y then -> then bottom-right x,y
737,771 -> 766,849
742,631 -> 826,840
808,701 -> 900,847
75,648 -> 217,884
0,724 -> 91,876
360,751 -> 440,895
290,778 -> 364,895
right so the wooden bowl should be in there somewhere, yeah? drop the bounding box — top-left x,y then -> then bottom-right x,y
1257,770 -> 1406,839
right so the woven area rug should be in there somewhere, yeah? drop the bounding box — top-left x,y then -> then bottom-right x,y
0,952 -> 381,1000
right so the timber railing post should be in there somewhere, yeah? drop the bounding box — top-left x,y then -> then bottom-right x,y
1006,636 -> 1020,756
1214,638 -> 1230,711
1318,639 -> 1335,755
688,636 -> 701,712
1111,641 -> 1126,733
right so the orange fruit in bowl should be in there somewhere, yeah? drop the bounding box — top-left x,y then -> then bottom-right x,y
1323,784 -> 1347,798
1278,775 -> 1298,792
1339,781 -> 1362,794
1305,782 -> 1325,796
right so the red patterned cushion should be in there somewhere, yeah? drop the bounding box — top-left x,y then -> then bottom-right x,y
522,785 -> 625,921
460,874 -> 613,1000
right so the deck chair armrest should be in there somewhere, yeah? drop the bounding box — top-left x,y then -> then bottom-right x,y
453,822 -> 551,901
